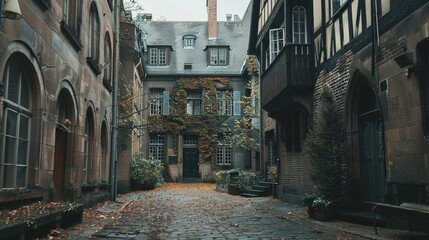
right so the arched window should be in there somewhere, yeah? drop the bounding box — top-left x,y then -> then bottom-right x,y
89,3 -> 100,66
1,56 -> 31,188
103,33 -> 112,87
292,6 -> 307,44
83,109 -> 94,183
100,121 -> 108,182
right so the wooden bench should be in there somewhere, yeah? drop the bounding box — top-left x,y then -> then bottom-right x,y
368,201 -> 429,234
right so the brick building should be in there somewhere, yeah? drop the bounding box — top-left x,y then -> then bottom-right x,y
249,0 -> 429,206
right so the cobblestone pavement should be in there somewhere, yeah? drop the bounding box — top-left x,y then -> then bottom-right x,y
61,183 -> 429,240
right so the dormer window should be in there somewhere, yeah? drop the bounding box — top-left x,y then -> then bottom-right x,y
208,47 -> 229,66
148,47 -> 170,65
183,35 -> 196,49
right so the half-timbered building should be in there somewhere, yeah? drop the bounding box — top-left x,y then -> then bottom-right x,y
250,0 -> 429,206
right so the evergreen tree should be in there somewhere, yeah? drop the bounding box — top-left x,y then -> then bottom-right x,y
305,85 -> 349,202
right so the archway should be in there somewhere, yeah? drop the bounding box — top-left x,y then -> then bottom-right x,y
347,73 -> 386,203
54,89 -> 75,200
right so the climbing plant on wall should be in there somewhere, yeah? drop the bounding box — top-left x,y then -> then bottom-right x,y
148,77 -> 230,164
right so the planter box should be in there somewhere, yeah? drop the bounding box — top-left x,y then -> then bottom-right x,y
0,221 -> 27,239
60,203 -> 84,228
308,205 -> 331,221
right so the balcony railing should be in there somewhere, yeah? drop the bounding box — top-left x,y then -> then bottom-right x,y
261,44 -> 314,108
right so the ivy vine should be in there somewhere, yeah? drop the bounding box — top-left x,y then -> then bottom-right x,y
148,77 -> 230,164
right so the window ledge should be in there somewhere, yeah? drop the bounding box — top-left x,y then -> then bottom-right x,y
87,57 -> 101,75
61,21 -> 82,51
103,79 -> 113,92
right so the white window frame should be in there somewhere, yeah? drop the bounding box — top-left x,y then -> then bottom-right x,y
1,58 -> 31,189
292,6 -> 307,44
217,90 -> 233,115
183,36 -> 196,49
150,89 -> 164,115
149,134 -> 165,161
269,28 -> 285,64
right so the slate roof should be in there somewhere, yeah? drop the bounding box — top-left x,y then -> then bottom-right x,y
136,2 -> 252,76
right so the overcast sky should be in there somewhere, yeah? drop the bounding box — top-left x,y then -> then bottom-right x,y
129,0 -> 251,21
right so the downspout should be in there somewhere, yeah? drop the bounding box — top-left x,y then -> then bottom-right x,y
110,0 -> 120,201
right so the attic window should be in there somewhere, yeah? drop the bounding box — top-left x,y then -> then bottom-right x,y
184,63 -> 192,70
183,35 -> 196,49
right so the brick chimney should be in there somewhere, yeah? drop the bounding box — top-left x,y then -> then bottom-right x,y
207,0 -> 217,39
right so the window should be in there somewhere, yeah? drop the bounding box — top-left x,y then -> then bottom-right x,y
292,6 -> 307,44
187,91 -> 202,115
217,90 -> 233,115
208,47 -> 228,65
88,3 -> 100,69
184,135 -> 198,146
82,110 -> 92,183
150,89 -> 163,115
216,135 -> 232,165
149,134 -> 165,161
149,47 -> 169,65
269,28 -> 284,64
103,33 -> 112,87
1,57 -> 31,188
89,4 -> 100,60
61,0 -> 82,49
183,35 -> 196,49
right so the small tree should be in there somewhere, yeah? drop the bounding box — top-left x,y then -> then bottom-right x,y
305,85 -> 349,203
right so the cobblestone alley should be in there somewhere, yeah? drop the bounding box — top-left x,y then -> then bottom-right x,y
58,183 -> 428,240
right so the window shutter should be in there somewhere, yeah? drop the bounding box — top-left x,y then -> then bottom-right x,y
233,90 -> 241,116
162,91 -> 170,115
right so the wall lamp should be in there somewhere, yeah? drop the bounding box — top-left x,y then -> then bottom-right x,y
1,0 -> 22,20
394,52 -> 414,78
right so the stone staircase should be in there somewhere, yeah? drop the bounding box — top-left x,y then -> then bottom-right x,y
240,181 -> 273,198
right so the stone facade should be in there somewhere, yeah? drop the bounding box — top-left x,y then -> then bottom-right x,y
0,1 -> 114,203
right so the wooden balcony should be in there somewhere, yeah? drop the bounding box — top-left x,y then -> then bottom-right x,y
261,44 -> 314,112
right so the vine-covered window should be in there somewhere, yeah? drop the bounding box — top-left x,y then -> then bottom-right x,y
150,89 -> 163,115
150,89 -> 169,115
149,134 -> 165,161
217,90 -> 233,115
186,91 -> 202,115
216,135 -> 232,165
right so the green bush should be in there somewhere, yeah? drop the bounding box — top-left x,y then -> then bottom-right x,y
214,168 -> 259,192
130,152 -> 164,190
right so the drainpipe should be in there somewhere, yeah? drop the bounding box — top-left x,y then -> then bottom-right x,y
110,0 -> 120,201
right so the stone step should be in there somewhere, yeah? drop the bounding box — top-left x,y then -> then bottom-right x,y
240,193 -> 260,198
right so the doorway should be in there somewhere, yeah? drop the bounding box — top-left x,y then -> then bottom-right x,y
183,135 -> 199,179
357,83 -> 386,202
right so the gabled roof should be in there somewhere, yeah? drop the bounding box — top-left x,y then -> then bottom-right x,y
136,2 -> 252,76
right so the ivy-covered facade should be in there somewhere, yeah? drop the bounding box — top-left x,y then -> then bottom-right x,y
136,0 -> 252,181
